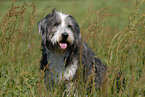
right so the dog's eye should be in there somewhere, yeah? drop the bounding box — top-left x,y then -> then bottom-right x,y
68,25 -> 72,29
54,23 -> 59,27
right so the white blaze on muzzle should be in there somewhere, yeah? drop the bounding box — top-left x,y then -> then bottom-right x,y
50,12 -> 74,49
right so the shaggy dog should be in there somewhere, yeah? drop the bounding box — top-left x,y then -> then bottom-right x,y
38,9 -> 106,93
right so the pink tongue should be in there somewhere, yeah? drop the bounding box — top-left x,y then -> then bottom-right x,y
59,43 -> 67,49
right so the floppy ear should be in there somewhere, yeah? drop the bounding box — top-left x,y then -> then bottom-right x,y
38,18 -> 46,36
38,18 -> 47,47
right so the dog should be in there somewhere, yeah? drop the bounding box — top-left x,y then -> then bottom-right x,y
38,9 -> 106,93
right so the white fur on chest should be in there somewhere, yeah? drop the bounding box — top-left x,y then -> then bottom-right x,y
47,51 -> 78,82
59,59 -> 78,81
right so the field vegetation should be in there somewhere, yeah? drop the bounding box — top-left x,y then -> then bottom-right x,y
0,0 -> 145,96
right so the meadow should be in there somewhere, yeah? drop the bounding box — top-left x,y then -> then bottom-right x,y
0,0 -> 145,96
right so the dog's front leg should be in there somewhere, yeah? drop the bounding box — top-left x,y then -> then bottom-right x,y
63,82 -> 78,97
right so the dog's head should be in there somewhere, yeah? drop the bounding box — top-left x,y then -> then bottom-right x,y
38,9 -> 81,53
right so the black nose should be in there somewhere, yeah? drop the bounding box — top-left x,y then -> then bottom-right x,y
62,32 -> 68,39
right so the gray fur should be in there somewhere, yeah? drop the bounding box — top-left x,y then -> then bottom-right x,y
38,10 -> 106,92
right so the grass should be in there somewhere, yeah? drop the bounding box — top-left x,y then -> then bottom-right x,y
0,0 -> 145,96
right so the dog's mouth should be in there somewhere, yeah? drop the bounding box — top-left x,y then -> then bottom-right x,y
58,41 -> 69,50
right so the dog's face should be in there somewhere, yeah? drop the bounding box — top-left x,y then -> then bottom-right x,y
38,10 -> 81,52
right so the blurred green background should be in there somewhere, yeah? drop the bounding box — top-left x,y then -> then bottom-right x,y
0,0 -> 138,30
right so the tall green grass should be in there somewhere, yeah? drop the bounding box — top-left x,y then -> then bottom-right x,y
0,0 -> 145,96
